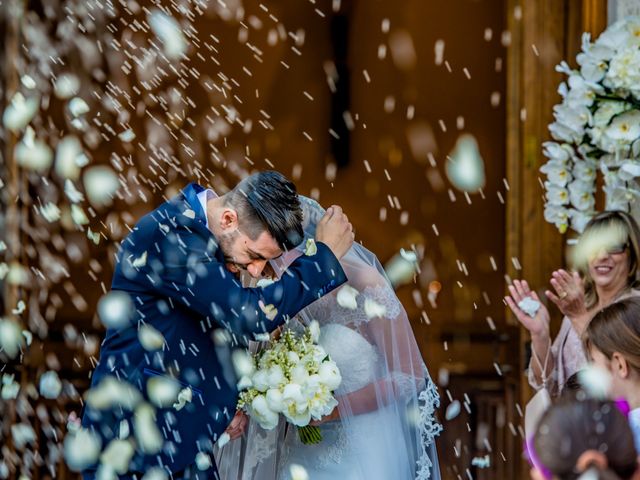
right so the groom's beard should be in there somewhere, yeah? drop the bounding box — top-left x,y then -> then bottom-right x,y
218,230 -> 249,273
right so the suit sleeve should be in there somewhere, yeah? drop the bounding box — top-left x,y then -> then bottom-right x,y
113,220 -> 347,340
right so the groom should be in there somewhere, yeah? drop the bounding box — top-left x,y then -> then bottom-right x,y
81,171 -> 353,479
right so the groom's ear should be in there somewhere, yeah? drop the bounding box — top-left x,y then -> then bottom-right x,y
220,208 -> 239,231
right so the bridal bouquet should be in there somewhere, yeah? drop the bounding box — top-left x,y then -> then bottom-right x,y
237,323 -> 342,444
541,17 -> 640,233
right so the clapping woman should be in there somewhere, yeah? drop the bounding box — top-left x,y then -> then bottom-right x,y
506,211 -> 640,396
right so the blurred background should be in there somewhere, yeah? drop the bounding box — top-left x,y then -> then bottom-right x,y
0,0 -> 621,478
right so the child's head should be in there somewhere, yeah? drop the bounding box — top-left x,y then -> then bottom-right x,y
532,398 -> 638,480
584,297 -> 640,403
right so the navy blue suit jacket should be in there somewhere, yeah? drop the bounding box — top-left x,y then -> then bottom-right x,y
81,183 -> 347,475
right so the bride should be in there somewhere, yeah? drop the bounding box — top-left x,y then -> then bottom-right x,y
216,197 -> 442,480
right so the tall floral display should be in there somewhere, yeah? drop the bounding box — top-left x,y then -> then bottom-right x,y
541,17 -> 640,233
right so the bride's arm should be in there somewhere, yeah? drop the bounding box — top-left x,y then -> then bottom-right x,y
314,291 -> 428,424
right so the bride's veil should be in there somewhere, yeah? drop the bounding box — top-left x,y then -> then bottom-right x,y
215,196 -> 442,480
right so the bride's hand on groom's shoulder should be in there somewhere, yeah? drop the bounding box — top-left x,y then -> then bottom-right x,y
310,406 -> 340,426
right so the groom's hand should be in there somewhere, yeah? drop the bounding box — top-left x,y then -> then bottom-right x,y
225,410 -> 248,440
315,205 -> 354,259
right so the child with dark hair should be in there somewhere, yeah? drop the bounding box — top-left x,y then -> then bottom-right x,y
584,297 -> 640,451
531,398 -> 639,480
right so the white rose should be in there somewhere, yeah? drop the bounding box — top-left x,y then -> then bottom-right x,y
283,408 -> 311,427
265,388 -> 285,412
290,365 -> 309,385
266,365 -> 286,389
251,370 -> 269,392
309,394 -> 338,420
318,361 -> 342,391
250,395 -> 280,430
311,345 -> 328,364
282,383 -> 305,404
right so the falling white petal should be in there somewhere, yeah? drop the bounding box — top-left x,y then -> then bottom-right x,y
65,179 -> 85,203
39,371 -> 62,399
446,134 -> 486,193
385,250 -> 417,287
40,202 -> 61,223
21,75 -> 36,89
83,165 -> 120,207
138,324 -> 165,351
289,464 -> 310,480
100,439 -> 134,474
3,93 -> 39,132
134,403 -> 163,454
256,278 -> 276,288
173,386 -> 193,410
364,298 -> 386,319
445,400 -> 461,420
518,297 -> 541,317
64,428 -> 102,472
216,432 -> 231,449
84,376 -> 142,411
132,251 -> 147,268
97,291 -> 134,329
0,318 -> 24,359
71,204 -> 89,225
118,129 -> 136,142
336,285 -> 359,310
148,9 -> 188,60
147,376 -> 181,408
578,364 -> 612,399
54,74 -> 81,99
141,467 -> 168,480
69,97 -> 90,117
232,349 -> 255,377
303,239 -> 317,256
195,452 -> 213,470
1,376 -> 19,400
55,136 -> 84,180
258,301 -> 278,320
15,128 -> 53,172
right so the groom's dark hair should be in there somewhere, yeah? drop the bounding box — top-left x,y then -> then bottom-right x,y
225,171 -> 304,250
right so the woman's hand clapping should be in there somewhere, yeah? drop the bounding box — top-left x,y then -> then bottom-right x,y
505,279 -> 550,339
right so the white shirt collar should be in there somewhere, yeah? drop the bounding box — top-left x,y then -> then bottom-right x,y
197,188 -> 216,230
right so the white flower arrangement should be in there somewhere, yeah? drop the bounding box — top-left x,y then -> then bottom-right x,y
541,17 -> 640,233
237,323 -> 341,444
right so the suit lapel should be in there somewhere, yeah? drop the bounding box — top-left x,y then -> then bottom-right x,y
175,183 -> 226,263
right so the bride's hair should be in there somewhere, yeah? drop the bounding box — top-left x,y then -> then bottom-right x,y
533,398 -> 637,480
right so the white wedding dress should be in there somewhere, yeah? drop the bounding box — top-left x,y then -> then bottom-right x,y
215,197 -> 441,480
277,322 -> 418,479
